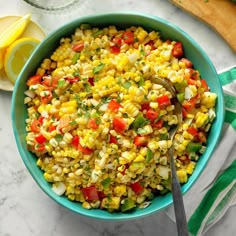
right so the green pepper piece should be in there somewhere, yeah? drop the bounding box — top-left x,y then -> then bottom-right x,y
121,198 -> 135,212
131,114 -> 149,131
146,148 -> 154,163
93,29 -> 103,38
177,92 -> 185,103
160,133 -> 169,140
101,177 -> 111,189
174,79 -> 187,92
72,53 -> 80,64
186,142 -> 202,153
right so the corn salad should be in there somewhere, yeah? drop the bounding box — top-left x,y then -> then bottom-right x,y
24,24 -> 217,212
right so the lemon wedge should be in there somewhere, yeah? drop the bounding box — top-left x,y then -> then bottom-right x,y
0,13 -> 31,49
4,37 -> 40,84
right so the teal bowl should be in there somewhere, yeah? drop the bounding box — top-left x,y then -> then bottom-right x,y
11,12 -> 224,220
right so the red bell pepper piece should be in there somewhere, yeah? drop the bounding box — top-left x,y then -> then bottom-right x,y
65,76 -> 80,83
113,117 -> 127,134
109,135 -> 118,144
88,118 -> 99,130
35,134 -> 47,144
140,102 -> 150,112
72,42 -> 84,52
146,110 -> 159,122
122,31 -> 134,44
41,90 -> 53,104
71,135 -> 79,148
179,58 -> 193,68
78,144 -> 93,154
152,119 -> 163,129
30,120 -> 41,133
172,42 -> 183,58
197,131 -> 207,143
48,124 -> 56,132
108,100 -> 122,112
130,181 -> 144,194
88,77 -> 94,86
26,74 -> 42,86
81,186 -> 99,201
156,95 -> 171,108
134,136 -> 148,147
110,45 -> 120,54
187,127 -> 198,137
113,37 -> 122,47
42,76 -> 59,88
201,79 -> 209,91
182,96 -> 197,111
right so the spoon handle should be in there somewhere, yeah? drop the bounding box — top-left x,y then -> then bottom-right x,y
170,149 -> 189,236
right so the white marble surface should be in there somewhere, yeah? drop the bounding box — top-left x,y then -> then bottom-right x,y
0,0 -> 236,235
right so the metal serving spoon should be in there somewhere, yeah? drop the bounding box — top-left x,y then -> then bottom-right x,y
150,76 -> 189,236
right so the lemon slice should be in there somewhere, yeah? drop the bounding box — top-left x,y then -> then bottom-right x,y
0,13 -> 31,49
4,37 -> 40,84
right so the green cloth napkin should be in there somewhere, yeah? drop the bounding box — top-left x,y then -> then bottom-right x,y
165,66 -> 236,236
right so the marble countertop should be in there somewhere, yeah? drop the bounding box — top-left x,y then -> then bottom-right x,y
0,0 -> 236,235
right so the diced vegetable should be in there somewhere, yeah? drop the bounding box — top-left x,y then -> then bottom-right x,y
186,142 -> 202,153
81,186 -> 99,201
26,74 -> 42,86
122,31 -> 134,44
130,181 -> 144,194
172,41 -> 183,58
113,117 -> 127,134
131,114 -> 149,130
72,42 -> 84,52
134,135 -> 148,146
121,198 -> 135,212
156,95 -> 171,108
108,100 -> 122,112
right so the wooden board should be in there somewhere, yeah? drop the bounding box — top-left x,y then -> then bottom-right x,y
169,0 -> 236,52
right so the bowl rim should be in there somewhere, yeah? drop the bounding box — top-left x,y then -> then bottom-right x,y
11,11 -> 225,220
